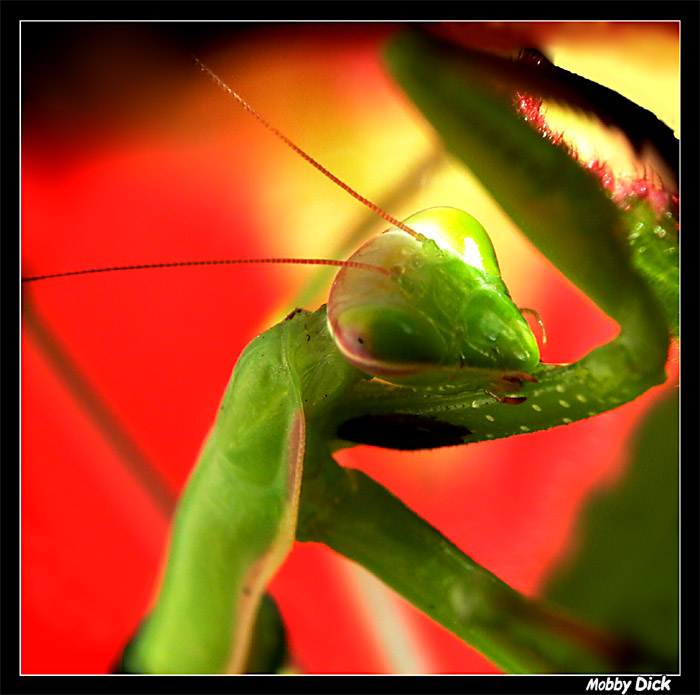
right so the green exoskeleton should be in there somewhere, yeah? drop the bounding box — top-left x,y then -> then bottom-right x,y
22,27 -> 678,675
328,207 -> 540,384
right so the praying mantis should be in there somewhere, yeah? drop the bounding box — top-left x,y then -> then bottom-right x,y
21,23 -> 679,675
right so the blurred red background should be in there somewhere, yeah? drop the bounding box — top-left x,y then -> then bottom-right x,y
21,22 -> 678,674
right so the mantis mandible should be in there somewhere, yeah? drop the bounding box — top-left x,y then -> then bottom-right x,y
21,23 -> 678,675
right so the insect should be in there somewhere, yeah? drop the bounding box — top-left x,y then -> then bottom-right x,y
20,21 -> 680,676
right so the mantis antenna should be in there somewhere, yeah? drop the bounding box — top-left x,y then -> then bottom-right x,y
21,57 -> 418,285
193,57 -> 421,239
21,258 -> 389,284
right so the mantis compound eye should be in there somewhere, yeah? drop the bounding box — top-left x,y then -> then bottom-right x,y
327,207 -> 540,384
331,304 -> 449,380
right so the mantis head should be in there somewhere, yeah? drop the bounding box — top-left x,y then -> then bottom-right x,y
327,207 -> 540,386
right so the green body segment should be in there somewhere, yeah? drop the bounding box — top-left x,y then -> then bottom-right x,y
623,199 -> 679,339
327,207 -> 539,384
121,310 -> 363,674
122,320 -> 306,674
